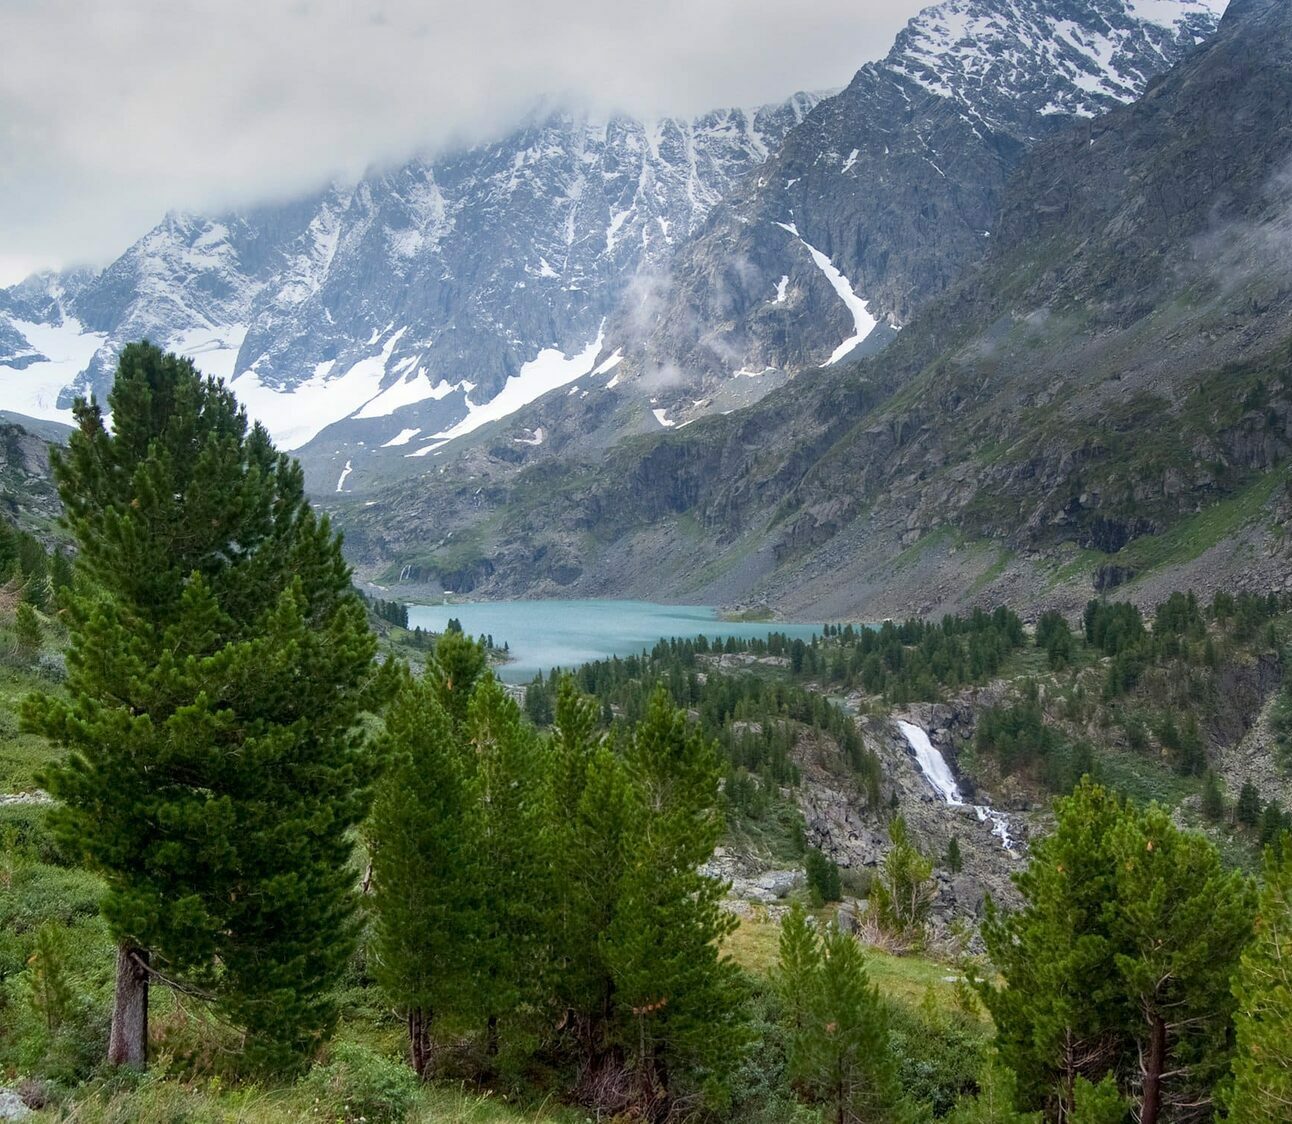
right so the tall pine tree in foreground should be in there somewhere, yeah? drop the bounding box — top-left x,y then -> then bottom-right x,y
368,667 -> 481,1078
1227,841 -> 1292,1121
980,781 -> 1253,1123
23,342 -> 384,1071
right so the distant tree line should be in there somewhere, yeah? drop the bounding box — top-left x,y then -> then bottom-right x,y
363,593 -> 409,629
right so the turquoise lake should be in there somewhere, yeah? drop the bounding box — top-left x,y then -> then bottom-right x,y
404,600 -> 824,683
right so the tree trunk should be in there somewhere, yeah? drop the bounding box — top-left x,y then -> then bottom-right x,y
407,1007 -> 433,1080
1140,1013 -> 1167,1124
107,942 -> 149,1068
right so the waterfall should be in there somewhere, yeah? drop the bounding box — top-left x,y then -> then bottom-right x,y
896,720 -> 1015,851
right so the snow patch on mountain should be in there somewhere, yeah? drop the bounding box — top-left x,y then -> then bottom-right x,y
354,368 -> 462,419
1124,0 -> 1227,30
776,223 -> 878,364
381,427 -> 422,447
231,328 -> 408,450
428,330 -> 606,445
0,318 -> 109,423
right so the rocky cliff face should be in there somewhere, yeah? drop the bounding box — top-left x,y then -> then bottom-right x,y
307,0 -> 1226,510
0,1 -> 1225,500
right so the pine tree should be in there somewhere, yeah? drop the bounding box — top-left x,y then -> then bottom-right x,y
23,342 -> 384,1072
773,902 -> 820,1036
806,847 -> 843,905
467,675 -> 553,1067
1200,770 -> 1226,823
368,668 -> 481,1078
13,601 -> 41,658
1107,802 -> 1254,1124
1259,800 -> 1287,847
1226,844 -> 1292,1122
869,817 -> 934,945
980,781 -> 1254,1122
1236,780 -> 1262,828
602,688 -> 746,1113
430,629 -> 487,729
545,677 -> 624,1062
1070,1075 -> 1129,1124
945,1059 -> 1041,1124
945,836 -> 963,875
784,922 -> 904,1124
980,782 -> 1129,1118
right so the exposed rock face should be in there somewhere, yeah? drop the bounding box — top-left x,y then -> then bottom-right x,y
0,2 -> 1224,498
0,421 -> 61,532
791,716 -> 1029,922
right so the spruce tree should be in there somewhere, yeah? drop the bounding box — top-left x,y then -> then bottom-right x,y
13,601 -> 41,658
23,342 -> 383,1071
1236,780 -> 1262,828
1226,844 -> 1292,1122
368,668 -> 481,1078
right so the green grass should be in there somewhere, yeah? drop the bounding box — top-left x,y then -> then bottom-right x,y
724,909 -> 972,1016
39,1077 -> 586,1123
1087,745 -> 1200,808
0,633 -> 64,793
887,526 -> 960,576
965,542 -> 1013,595
1116,468 -> 1287,576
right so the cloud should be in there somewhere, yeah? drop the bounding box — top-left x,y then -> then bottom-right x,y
0,0 -> 921,279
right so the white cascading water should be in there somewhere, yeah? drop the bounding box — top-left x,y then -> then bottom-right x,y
895,720 -> 1015,851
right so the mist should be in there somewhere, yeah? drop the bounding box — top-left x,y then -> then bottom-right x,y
0,0 -> 924,284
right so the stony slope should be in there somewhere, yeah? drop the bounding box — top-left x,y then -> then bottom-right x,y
338,0 -> 1291,617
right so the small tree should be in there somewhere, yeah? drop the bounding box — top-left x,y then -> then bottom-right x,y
14,602 -> 41,658
944,836 -> 963,875
806,847 -> 843,905
1227,844 -> 1292,1122
869,817 -> 934,945
1200,770 -> 1226,823
782,921 -> 903,1123
773,903 -> 820,1036
1236,780 -> 1262,828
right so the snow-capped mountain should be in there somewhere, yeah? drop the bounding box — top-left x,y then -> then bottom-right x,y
0,97 -> 819,458
597,0 -> 1228,407
0,0 -> 1225,496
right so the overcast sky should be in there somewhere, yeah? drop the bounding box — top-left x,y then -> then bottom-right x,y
0,0 -> 925,285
